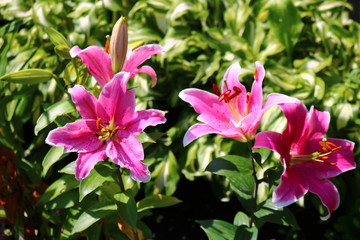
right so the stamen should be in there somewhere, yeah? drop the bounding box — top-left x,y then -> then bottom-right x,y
212,83 -> 221,96
105,35 -> 110,54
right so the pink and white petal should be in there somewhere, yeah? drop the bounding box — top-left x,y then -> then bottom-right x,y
125,109 -> 166,134
122,44 -> 163,73
70,46 -> 114,87
45,120 -> 102,153
273,167 -> 309,207
179,88 -> 233,128
128,65 -> 157,87
248,61 -> 265,113
183,123 -> 218,146
97,72 -> 135,124
221,62 -> 245,93
307,177 -> 339,221
68,85 -> 98,120
75,145 -> 107,180
262,93 -> 300,112
302,138 -> 355,179
106,135 -> 150,182
253,131 -> 288,161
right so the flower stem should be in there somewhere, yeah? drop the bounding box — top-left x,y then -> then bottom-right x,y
116,167 -> 125,192
247,141 -> 259,227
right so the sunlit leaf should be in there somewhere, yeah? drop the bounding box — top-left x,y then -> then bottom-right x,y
197,219 -> 238,240
43,26 -> 70,47
137,194 -> 182,212
79,162 -> 116,201
42,146 -> 66,177
34,99 -> 76,135
72,202 -> 117,234
114,190 -> 138,230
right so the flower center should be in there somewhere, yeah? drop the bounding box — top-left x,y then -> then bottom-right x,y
95,117 -> 119,141
291,138 -> 341,166
212,82 -> 242,103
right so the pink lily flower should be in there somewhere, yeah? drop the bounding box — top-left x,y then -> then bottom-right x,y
45,72 -> 166,182
253,102 -> 355,220
70,17 -> 163,88
179,61 -> 299,145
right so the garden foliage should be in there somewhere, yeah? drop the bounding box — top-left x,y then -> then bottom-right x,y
0,0 -> 359,239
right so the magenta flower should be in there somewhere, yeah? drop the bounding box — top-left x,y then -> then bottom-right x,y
45,72 -> 166,182
179,62 -> 298,145
70,44 -> 163,88
253,102 -> 355,220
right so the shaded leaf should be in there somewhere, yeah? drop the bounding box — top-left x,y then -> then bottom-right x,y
197,219 -> 238,240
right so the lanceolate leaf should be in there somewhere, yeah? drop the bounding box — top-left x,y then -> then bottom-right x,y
34,99 -> 76,135
43,26 -> 70,47
72,202 -> 117,234
79,163 -> 116,201
269,0 -> 304,59
114,190 -> 138,230
0,69 -> 56,84
197,219 -> 238,240
137,194 -> 182,212
42,146 -> 66,177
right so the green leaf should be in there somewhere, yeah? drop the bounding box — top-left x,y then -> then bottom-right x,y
43,26 -> 70,47
269,0 -> 304,59
136,132 -> 156,143
45,190 -> 79,209
79,163 -> 116,201
114,190 -> 138,230
0,69 -> 56,84
137,194 -> 182,212
206,155 -> 253,178
206,155 -> 255,208
54,44 -> 71,58
233,211 -> 250,227
0,19 -> 26,36
34,99 -> 76,135
59,161 -> 76,175
152,150 -> 179,195
197,219 -> 238,240
235,226 -> 258,240
42,146 -> 66,177
38,174 -> 79,205
72,202 -> 117,234
254,200 -> 299,229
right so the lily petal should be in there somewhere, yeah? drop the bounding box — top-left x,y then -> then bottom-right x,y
248,61 -> 265,113
106,134 -> 150,182
253,131 -> 288,162
129,65 -> 158,87
68,85 -> 97,120
75,145 -> 107,180
45,120 -> 102,153
179,88 -> 233,129
302,138 -> 356,179
273,167 -> 309,207
307,177 -> 339,221
97,72 -> 135,124
122,44 -> 163,73
126,109 -> 166,134
70,45 -> 114,87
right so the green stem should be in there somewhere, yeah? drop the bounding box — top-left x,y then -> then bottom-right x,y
247,141 -> 259,227
116,167 -> 125,192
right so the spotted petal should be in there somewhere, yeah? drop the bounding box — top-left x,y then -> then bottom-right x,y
75,145 -> 107,180
45,120 -> 102,153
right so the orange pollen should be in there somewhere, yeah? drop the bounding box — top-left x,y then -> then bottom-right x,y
105,35 -> 110,54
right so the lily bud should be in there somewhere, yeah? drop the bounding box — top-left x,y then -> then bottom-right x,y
110,16 -> 128,73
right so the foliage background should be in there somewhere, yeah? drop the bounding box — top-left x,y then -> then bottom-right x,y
0,0 -> 359,239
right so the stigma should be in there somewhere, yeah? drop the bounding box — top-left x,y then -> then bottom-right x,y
95,117 -> 119,141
